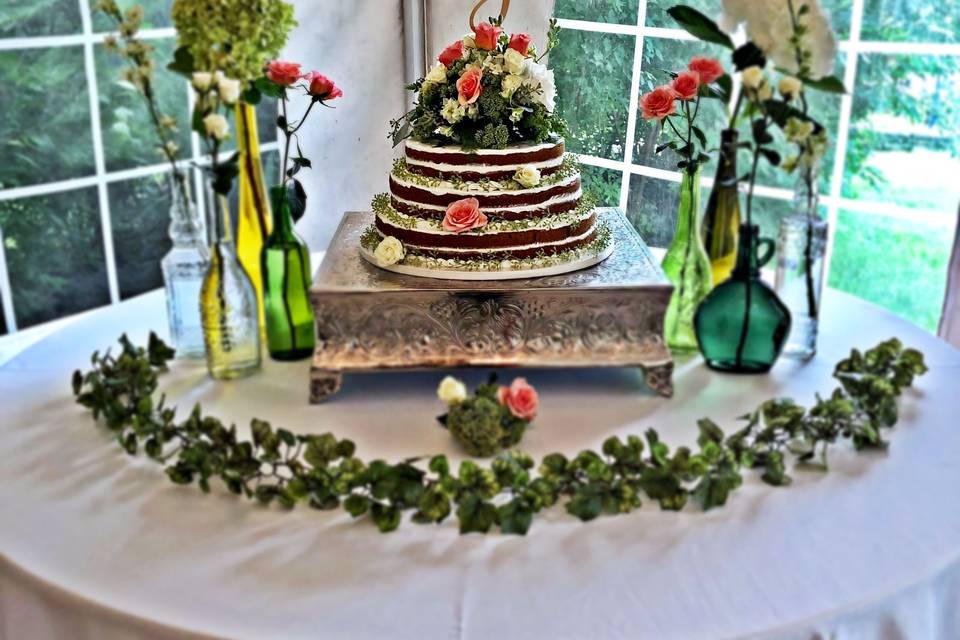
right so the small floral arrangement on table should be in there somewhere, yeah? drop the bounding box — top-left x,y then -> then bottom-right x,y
437,375 -> 539,457
390,17 -> 566,150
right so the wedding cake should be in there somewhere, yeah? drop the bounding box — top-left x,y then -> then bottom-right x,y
361,17 -> 611,279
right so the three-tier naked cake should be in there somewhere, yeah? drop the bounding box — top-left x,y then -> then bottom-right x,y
360,16 -> 612,280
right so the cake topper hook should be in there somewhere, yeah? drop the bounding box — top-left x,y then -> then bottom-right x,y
469,0 -> 511,31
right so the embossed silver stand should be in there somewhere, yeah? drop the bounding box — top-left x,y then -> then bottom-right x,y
309,208 -> 674,402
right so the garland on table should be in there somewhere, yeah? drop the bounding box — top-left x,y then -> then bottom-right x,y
72,335 -> 927,535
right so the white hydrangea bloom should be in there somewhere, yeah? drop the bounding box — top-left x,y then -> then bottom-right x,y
441,98 -> 466,124
522,61 -> 556,112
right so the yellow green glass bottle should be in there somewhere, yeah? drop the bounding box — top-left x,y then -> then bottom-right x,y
235,100 -> 271,333
262,185 -> 315,360
701,129 -> 741,285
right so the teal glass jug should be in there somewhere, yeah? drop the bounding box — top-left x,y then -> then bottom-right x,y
694,224 -> 791,373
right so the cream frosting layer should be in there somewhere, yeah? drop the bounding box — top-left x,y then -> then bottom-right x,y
389,171 -> 579,196
404,154 -> 565,175
390,189 -> 582,214
405,140 -> 559,157
376,207 -> 594,235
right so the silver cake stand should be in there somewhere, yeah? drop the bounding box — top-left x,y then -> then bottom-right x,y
308,208 -> 675,402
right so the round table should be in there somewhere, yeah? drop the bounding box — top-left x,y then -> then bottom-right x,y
2,288 -> 959,640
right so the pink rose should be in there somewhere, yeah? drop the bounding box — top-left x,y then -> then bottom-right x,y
442,197 -> 487,233
641,85 -> 676,120
497,378 -> 539,421
474,22 -> 502,50
439,40 -> 465,66
508,33 -> 532,55
266,60 -> 302,86
671,71 -> 700,100
688,57 -> 724,85
304,71 -> 342,100
456,66 -> 483,106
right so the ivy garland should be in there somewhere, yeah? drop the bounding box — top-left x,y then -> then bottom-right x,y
72,334 -> 927,535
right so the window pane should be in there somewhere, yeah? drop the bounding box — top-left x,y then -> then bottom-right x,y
861,0 -> 960,43
627,174 -> 678,248
633,37 -> 728,176
96,38 -> 190,173
552,29 -> 634,161
0,0 -> 81,37
645,0 -> 715,28
0,188 -> 110,329
554,0 -> 638,25
93,0 -> 173,31
828,209 -> 953,331
109,173 -> 173,299
843,53 -> 960,213
822,0 -> 853,41
580,164 -> 623,207
0,47 -> 94,188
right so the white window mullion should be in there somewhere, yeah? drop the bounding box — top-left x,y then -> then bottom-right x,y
619,0 -> 649,212
822,0 -> 865,287
0,226 -> 17,333
79,0 -> 121,304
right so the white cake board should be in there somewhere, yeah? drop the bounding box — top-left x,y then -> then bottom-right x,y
359,242 -> 615,281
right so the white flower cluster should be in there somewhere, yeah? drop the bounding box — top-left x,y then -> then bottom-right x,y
191,70 -> 241,140
720,0 -> 837,79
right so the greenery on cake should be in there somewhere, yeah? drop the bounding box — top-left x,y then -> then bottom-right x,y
389,18 -> 567,151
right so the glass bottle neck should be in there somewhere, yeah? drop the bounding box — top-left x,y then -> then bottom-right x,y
673,167 -> 701,238
715,129 -> 739,184
733,225 -> 762,277
168,171 -> 204,248
268,184 -> 295,241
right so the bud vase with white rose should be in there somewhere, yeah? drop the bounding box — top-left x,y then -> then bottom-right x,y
246,61 -> 342,360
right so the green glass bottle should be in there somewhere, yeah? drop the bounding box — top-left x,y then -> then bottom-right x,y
661,166 -> 713,353
261,185 -> 316,360
701,129 -> 741,286
694,224 -> 792,373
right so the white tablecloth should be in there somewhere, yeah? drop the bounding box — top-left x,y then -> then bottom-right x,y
1,288 -> 959,640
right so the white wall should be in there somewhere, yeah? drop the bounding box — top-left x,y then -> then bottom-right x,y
284,0 -> 409,250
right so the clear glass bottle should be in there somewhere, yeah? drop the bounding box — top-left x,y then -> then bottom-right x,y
262,184 -> 316,360
200,179 -> 262,380
775,162 -> 828,359
701,129 -> 741,285
160,171 -> 208,358
661,166 -> 714,353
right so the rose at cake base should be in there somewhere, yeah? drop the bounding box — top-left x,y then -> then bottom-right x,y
360,16 -> 612,280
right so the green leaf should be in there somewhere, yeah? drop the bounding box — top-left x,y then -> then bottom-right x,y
732,42 -> 766,71
241,86 -> 262,105
254,76 -> 285,99
498,499 -> 534,535
566,486 -> 603,521
457,494 -> 498,534
803,75 -> 846,94
760,148 -> 781,166
167,46 -> 194,78
344,494 -> 370,517
371,502 -> 401,533
287,178 -> 307,223
667,6 -> 734,49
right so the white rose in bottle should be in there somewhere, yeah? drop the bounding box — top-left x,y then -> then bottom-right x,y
784,117 -> 814,143
373,236 -> 405,267
191,71 -> 212,91
437,376 -> 467,405
756,82 -> 773,101
500,73 -> 522,99
503,48 -> 526,75
741,66 -> 765,89
514,165 -> 541,188
217,77 -> 242,105
778,76 -> 803,99
425,62 -> 448,84
202,113 -> 229,140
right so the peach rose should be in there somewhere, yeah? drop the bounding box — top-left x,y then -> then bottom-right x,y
304,71 -> 342,100
688,57 -> 724,85
442,197 -> 487,233
474,22 -> 502,50
439,40 -> 465,66
497,378 -> 539,421
641,85 -> 676,120
671,70 -> 700,100
508,33 -> 532,56
266,60 -> 302,86
456,66 -> 483,106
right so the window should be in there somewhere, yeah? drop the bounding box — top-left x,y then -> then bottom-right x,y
0,0 -> 279,335
552,0 -> 960,332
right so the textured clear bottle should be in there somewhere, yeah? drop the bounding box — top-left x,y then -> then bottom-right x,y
160,172 -> 208,358
775,161 -> 827,359
200,182 -> 261,379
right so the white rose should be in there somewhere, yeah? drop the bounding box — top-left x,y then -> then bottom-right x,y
462,34 -> 476,49
437,376 -> 467,405
373,236 -> 405,267
425,62 -> 447,84
500,73 -> 522,99
217,77 -> 241,104
441,98 -> 465,124
522,61 -> 556,112
466,104 -> 479,119
784,117 -> 814,143
191,71 -> 212,91
202,113 -> 229,140
756,82 -> 773,101
741,66 -> 765,89
514,165 -> 541,188
504,48 -> 526,75
779,76 -> 803,99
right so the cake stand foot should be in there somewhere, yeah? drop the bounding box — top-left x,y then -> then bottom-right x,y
641,362 -> 674,398
310,368 -> 343,404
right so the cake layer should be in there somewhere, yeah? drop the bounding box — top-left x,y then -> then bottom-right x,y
390,193 -> 582,221
375,211 -> 596,250
404,156 -> 565,182
389,174 -> 581,209
386,226 -> 599,261
404,139 -> 564,167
